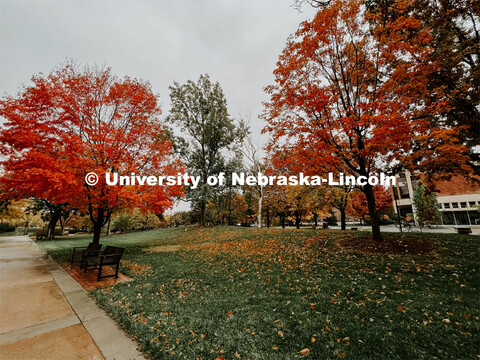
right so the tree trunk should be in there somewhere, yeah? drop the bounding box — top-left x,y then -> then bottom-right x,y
266,206 -> 270,228
48,220 -> 55,239
340,208 -> 346,230
59,218 -> 65,236
47,216 -> 59,239
216,197 -> 221,225
280,212 -> 286,229
23,220 -> 30,235
92,222 -> 102,244
106,215 -> 111,236
227,189 -> 232,225
257,186 -> 263,229
363,184 -> 383,241
200,201 -> 206,226
91,209 -> 105,244
295,209 -> 301,229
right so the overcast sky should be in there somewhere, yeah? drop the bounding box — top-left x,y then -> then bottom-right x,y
0,0 -> 316,145
0,0 -> 316,211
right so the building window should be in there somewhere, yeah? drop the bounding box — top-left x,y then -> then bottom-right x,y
398,181 -> 410,199
452,202 -> 459,209
444,203 -> 450,209
455,211 -> 470,225
469,201 -> 477,207
442,211 -> 455,225
460,202 -> 467,208
470,210 -> 480,225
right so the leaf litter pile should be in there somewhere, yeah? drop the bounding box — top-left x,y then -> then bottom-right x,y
84,227 -> 479,360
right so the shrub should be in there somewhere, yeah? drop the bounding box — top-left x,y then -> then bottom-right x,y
0,223 -> 15,233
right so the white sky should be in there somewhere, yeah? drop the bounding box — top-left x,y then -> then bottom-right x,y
0,0 -> 315,138
0,0 -> 316,211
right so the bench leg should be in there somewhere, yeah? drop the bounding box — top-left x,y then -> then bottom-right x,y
97,262 -> 103,281
115,263 -> 120,279
80,253 -> 87,269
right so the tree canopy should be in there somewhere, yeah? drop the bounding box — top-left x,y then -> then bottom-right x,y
0,63 -> 183,243
263,0 -> 468,241
167,74 -> 244,226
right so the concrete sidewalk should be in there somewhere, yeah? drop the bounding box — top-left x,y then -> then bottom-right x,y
0,236 -> 144,360
329,224 -> 480,236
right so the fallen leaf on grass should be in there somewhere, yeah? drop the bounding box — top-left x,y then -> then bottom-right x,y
298,348 -> 310,356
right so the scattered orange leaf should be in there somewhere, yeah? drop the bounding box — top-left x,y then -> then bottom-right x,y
298,348 -> 310,356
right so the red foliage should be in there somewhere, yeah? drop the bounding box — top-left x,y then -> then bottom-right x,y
0,63 -> 184,240
262,0 -> 468,240
263,0 -> 435,174
347,187 -> 393,221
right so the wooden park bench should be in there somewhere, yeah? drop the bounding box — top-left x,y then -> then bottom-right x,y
84,245 -> 125,281
455,227 -> 472,235
70,242 -> 103,269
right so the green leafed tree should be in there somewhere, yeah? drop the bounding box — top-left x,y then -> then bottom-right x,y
167,74 -> 245,226
27,198 -> 75,239
413,182 -> 441,226
113,212 -> 135,234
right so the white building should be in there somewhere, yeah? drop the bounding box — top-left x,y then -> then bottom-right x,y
392,170 -> 480,226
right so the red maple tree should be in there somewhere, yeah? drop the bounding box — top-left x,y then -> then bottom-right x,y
0,63 -> 183,243
347,186 -> 393,224
262,0 -> 467,241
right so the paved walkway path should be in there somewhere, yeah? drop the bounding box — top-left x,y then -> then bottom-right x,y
0,235 -> 144,360
329,224 -> 480,236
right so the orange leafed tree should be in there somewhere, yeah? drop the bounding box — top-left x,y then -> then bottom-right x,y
263,0 -> 467,241
347,186 -> 393,223
0,63 -> 184,243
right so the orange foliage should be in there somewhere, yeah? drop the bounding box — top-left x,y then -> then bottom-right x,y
347,187 -> 393,221
262,0 -> 468,240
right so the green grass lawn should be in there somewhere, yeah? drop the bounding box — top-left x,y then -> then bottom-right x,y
39,227 -> 480,360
